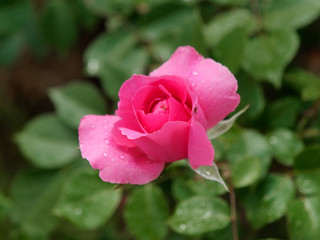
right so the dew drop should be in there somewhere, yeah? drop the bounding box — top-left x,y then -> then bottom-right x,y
191,82 -> 196,87
120,155 -> 125,160
269,136 -> 277,144
302,179 -> 310,188
192,71 -> 198,76
103,153 -> 108,157
105,140 -> 109,144
87,58 -> 100,75
75,208 -> 83,215
205,170 -> 211,176
177,209 -> 183,215
180,224 -> 187,230
263,194 -> 272,201
204,210 -> 212,218
91,125 -> 95,129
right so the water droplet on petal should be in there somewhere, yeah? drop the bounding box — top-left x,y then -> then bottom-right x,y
105,140 -> 109,144
103,153 -> 108,157
192,71 -> 198,76
120,155 -> 125,160
91,125 -> 95,129
191,82 -> 196,87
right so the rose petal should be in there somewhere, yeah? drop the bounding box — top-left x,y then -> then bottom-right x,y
137,110 -> 169,133
116,74 -> 191,132
168,97 -> 190,122
150,46 -> 240,128
78,115 -> 165,184
120,121 -> 190,162
188,118 -> 215,169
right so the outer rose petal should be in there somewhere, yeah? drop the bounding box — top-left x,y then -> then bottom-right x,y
120,121 -> 190,162
78,115 -> 165,184
188,118 -> 215,169
150,46 -> 240,128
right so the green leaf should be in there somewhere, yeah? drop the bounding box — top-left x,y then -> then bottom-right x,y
237,76 -> 265,119
208,105 -> 249,140
262,0 -> 320,30
227,129 -> 272,176
71,0 -> 99,31
0,193 -> 10,221
10,170 -> 63,238
204,9 -> 255,47
124,184 -> 169,240
41,0 -> 77,51
187,178 -> 227,197
296,170 -> 320,196
241,174 -> 295,229
287,196 -> 320,240
84,0 -> 135,16
293,146 -> 320,171
192,163 -> 229,191
0,1 -> 32,35
141,7 -> 205,54
99,47 -> 148,100
266,97 -> 301,129
49,81 -> 107,129
213,27 -> 247,74
284,69 -> 320,101
84,31 -> 136,72
0,34 -> 24,65
15,114 -> 79,169
243,30 -> 299,88
54,168 -> 121,229
168,196 -> 230,235
232,156 -> 262,188
172,177 -> 194,202
84,31 -> 148,100
268,128 -> 304,166
210,0 -> 248,6
205,224 -> 233,240
139,5 -> 192,41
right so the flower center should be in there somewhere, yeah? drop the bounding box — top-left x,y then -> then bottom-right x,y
150,100 -> 169,114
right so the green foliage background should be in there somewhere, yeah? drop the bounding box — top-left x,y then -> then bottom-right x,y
1,0 -> 320,239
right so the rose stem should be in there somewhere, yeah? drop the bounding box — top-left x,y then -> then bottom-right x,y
229,180 -> 239,240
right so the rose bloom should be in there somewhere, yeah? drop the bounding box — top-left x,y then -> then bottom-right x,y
79,46 -> 240,184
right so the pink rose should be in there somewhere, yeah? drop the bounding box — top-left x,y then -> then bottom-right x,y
78,46 -> 240,184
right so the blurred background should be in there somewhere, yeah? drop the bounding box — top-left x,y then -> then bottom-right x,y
1,0 -> 320,239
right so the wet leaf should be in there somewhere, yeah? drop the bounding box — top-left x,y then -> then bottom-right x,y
54,168 -> 121,229
208,105 -> 249,140
49,82 -> 107,129
168,196 -> 230,235
124,184 -> 169,240
268,128 -> 304,166
241,174 -> 295,229
15,114 -> 79,169
287,196 -> 320,240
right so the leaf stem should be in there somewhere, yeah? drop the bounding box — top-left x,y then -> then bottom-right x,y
224,166 -> 239,240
